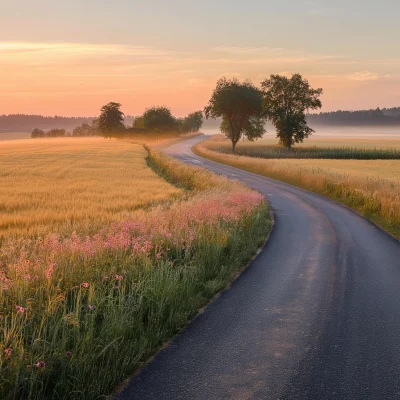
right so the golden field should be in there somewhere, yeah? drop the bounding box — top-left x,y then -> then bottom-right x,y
249,135 -> 400,149
194,136 -> 400,236
0,137 -> 181,235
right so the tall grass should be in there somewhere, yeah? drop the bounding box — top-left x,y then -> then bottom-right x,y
0,148 -> 271,399
194,138 -> 400,237
209,141 -> 400,159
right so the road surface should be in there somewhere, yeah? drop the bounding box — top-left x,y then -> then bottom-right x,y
117,136 -> 400,400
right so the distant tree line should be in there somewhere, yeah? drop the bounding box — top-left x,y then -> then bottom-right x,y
30,103 -> 204,139
308,107 -> 400,126
1,115 -> 94,133
31,122 -> 99,138
98,103 -> 204,138
0,114 -> 135,133
132,107 -> 203,133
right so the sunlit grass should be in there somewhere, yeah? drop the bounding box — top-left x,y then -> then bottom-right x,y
194,136 -> 400,237
0,138 -> 181,235
0,144 -> 270,399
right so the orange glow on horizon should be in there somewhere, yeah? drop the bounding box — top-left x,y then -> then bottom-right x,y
1,42 -> 399,117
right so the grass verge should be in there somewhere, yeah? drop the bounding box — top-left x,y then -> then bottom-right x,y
193,138 -> 400,239
0,148 -> 271,399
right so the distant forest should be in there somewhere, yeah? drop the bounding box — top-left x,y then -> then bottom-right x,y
0,114 -> 135,133
307,107 -> 400,126
1,107 -> 400,133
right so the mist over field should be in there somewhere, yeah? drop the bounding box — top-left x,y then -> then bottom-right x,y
202,125 -> 400,139
2,126 -> 400,142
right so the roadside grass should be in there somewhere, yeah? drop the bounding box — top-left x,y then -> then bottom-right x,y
0,138 -> 181,236
0,147 -> 271,399
193,137 -> 400,238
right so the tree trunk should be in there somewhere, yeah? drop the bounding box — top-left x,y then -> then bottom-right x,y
280,134 -> 292,149
232,141 -> 237,153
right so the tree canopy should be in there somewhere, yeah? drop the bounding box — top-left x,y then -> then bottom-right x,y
205,78 -> 265,152
31,128 -> 45,138
72,123 -> 96,137
142,107 -> 177,132
182,111 -> 204,133
98,102 -> 125,138
261,74 -> 323,148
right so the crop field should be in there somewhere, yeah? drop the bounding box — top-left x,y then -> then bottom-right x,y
194,136 -> 400,237
247,135 -> 400,149
206,135 -> 400,159
0,138 -> 181,235
0,140 -> 270,399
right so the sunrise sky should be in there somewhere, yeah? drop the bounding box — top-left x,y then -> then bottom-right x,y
1,0 -> 400,117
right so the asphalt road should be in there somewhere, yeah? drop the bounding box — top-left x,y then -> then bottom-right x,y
117,136 -> 400,400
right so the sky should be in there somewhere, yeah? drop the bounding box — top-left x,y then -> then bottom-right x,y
1,0 -> 400,117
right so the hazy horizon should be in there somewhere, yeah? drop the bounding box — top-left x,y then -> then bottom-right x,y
2,1 -> 400,116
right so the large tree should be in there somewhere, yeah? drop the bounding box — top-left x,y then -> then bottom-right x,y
98,102 -> 125,138
142,106 -> 177,132
261,74 -> 323,149
205,78 -> 265,152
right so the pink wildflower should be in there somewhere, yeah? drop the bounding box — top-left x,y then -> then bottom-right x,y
81,282 -> 89,288
66,351 -> 72,358
5,348 -> 12,356
88,305 -> 96,311
35,361 -> 45,369
45,263 -> 56,279
16,306 -> 25,314
115,275 -> 123,281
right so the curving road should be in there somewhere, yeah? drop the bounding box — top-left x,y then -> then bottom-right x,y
117,136 -> 400,400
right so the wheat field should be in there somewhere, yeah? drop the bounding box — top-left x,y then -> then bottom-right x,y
0,138 -> 181,235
